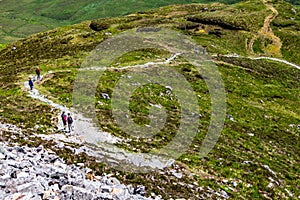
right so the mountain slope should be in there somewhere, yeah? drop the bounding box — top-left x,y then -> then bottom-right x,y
0,0 -> 298,44
0,0 -> 299,199
0,0 -> 242,44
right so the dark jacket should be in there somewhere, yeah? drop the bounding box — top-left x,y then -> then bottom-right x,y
29,80 -> 34,87
67,116 -> 73,124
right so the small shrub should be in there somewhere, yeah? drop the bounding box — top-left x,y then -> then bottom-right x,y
89,20 -> 110,31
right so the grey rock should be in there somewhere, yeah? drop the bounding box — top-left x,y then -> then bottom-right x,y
133,185 -> 146,196
51,172 -> 66,179
16,182 -> 34,192
220,190 -> 229,199
101,93 -> 110,99
101,185 -> 112,193
15,147 -> 26,154
107,177 -> 120,185
18,161 -> 31,169
171,171 -> 183,179
0,138 -> 155,200
61,184 -> 73,193
10,171 -> 17,178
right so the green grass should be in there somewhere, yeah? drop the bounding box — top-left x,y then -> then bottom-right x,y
0,1 -> 299,198
0,88 -> 53,130
39,70 -> 76,106
271,1 -> 300,64
0,44 -> 7,50
0,0 -> 243,44
2,0 -> 298,44
34,49 -> 300,198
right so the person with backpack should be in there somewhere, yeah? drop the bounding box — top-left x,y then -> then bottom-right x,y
35,67 -> 41,80
61,111 -> 67,131
67,113 -> 73,133
28,77 -> 34,90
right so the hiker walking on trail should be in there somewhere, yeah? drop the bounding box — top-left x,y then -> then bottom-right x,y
61,111 -> 67,131
35,67 -> 41,80
67,113 -> 73,133
28,78 -> 34,90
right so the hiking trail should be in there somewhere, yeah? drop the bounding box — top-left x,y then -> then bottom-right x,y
15,49 -> 300,171
22,54 -> 180,171
246,0 -> 282,56
219,54 -> 300,70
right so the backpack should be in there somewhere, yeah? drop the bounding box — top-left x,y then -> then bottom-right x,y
68,116 -> 73,124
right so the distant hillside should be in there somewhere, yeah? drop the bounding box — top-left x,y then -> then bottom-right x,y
0,0 -> 247,44
1,0 -> 299,44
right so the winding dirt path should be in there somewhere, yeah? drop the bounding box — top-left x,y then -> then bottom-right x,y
247,0 -> 282,56
16,49 -> 300,172
21,54 -> 180,171
220,53 -> 300,70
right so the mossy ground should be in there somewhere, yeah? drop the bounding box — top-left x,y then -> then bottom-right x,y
0,0 -> 299,199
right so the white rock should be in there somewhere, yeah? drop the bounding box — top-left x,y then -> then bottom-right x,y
51,184 -> 60,192
17,172 -> 30,178
247,133 -> 254,137
242,160 -> 252,164
172,172 -> 183,179
107,177 -> 120,185
43,190 -> 53,199
101,93 -> 110,99
165,86 -> 173,90
17,183 -> 34,192
111,186 -> 124,195
228,115 -> 234,121
263,165 -> 277,177
232,181 -> 238,187
220,190 -> 229,199
0,153 -> 5,159
267,182 -> 274,189
285,189 -> 294,197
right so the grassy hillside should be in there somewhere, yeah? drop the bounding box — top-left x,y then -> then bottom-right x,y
0,0 -> 243,44
1,0 -> 299,44
0,0 -> 299,199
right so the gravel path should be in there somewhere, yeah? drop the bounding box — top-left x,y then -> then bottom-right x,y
22,55 -> 180,172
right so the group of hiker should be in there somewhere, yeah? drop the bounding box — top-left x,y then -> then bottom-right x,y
28,67 -> 41,90
61,111 -> 74,133
28,67 -> 75,133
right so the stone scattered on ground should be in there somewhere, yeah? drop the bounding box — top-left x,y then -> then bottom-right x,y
0,141 -> 157,200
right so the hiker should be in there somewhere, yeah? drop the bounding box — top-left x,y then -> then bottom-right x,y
28,78 -> 34,90
35,67 -> 41,80
67,113 -> 73,132
61,111 -> 67,131
202,46 -> 207,54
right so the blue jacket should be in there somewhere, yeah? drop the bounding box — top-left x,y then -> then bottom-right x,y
29,80 -> 34,86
